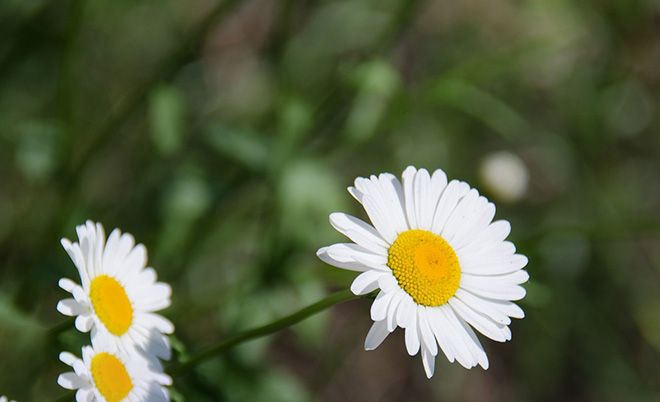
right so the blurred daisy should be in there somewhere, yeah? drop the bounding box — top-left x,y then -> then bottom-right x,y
0,396 -> 17,402
57,221 -> 174,359
317,166 -> 528,378
58,337 -> 172,402
479,151 -> 529,202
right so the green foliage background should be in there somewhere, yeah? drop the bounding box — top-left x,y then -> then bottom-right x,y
1,0 -> 660,400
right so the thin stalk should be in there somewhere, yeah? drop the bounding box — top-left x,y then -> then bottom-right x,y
52,391 -> 74,402
168,289 -> 359,376
47,317 -> 75,336
49,290 -> 360,401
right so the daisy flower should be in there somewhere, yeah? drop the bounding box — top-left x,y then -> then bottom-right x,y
0,396 -> 17,402
58,337 -> 172,402
57,221 -> 174,359
317,166 -> 529,378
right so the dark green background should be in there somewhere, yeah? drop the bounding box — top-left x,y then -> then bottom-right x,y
1,0 -> 659,400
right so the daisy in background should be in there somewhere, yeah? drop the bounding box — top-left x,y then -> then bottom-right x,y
0,396 -> 17,402
317,166 -> 529,378
58,335 -> 172,402
57,221 -> 174,359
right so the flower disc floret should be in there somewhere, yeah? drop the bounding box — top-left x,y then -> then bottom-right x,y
90,352 -> 133,402
90,275 -> 133,336
388,230 -> 460,306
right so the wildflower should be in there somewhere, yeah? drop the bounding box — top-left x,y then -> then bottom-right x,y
318,166 -> 528,378
479,151 -> 529,202
58,337 -> 171,402
57,221 -> 174,359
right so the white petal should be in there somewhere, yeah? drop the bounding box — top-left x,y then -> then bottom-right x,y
131,330 -> 172,360
402,166 -> 418,228
426,309 -> 455,363
413,168 -> 432,230
453,200 -> 495,250
404,311 -> 420,356
439,306 -> 478,368
317,247 -> 359,271
489,299 -> 525,319
418,309 -> 438,356
370,291 -> 395,322
140,313 -> 175,334
431,180 -> 470,234
329,212 -> 389,252
71,285 -> 87,304
59,352 -> 78,366
460,220 -> 511,253
386,291 -> 404,331
61,239 -> 90,288
421,345 -> 436,378
460,276 -> 527,301
102,229 -> 121,274
75,315 -> 94,332
396,294 -> 415,329
57,299 -> 86,316
374,173 -> 409,234
351,271 -> 385,295
425,169 -> 449,227
459,241 -> 516,264
461,254 -> 529,276
442,189 -> 480,243
377,274 -> 399,293
318,243 -> 388,272
58,372 -> 87,390
455,289 -> 510,325
361,193 -> 398,244
132,282 -> 171,311
122,244 -> 147,279
77,389 -> 94,402
449,297 -> 510,342
134,297 -> 170,313
456,316 -> 489,369
354,175 -> 408,236
461,271 -> 527,288
58,278 -> 78,292
364,319 -> 391,350
114,232 -> 137,271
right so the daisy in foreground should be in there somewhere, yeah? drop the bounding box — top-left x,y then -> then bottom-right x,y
317,166 -> 529,378
57,221 -> 174,359
58,338 -> 172,402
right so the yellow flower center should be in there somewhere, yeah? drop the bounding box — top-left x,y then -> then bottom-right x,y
387,230 -> 461,306
90,352 -> 133,402
90,275 -> 133,336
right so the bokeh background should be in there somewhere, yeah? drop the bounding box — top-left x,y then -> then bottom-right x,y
1,0 -> 660,400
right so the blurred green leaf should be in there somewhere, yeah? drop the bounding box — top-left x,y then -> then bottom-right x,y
345,60 -> 400,143
14,121 -> 60,182
634,299 -> 660,355
431,79 -> 528,142
278,158 -> 347,246
149,84 -> 186,155
206,125 -> 270,171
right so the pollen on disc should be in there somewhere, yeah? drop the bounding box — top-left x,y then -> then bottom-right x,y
90,352 -> 133,402
90,275 -> 134,335
388,230 -> 461,307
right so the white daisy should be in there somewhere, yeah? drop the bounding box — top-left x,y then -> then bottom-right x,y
0,396 -> 17,402
57,221 -> 174,359
317,166 -> 529,378
58,337 -> 172,402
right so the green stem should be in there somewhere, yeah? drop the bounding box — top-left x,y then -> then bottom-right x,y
52,391 -> 74,402
47,317 -> 75,336
168,289 -> 359,376
49,290 -> 359,401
